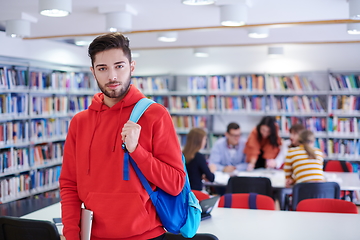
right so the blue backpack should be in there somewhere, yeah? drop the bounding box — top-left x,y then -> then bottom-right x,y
122,98 -> 202,238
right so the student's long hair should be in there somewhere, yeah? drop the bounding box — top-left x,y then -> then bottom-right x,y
288,123 -> 306,148
183,128 -> 207,164
298,130 -> 316,159
256,116 -> 279,147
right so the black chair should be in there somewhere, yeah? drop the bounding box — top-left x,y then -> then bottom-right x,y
0,216 -> 61,240
165,232 -> 218,240
226,176 -> 273,198
291,182 -> 340,211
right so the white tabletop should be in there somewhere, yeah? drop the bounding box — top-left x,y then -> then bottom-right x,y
22,202 -> 360,240
199,207 -> 360,240
212,169 -> 360,190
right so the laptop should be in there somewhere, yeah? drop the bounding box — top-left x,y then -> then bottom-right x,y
199,196 -> 220,221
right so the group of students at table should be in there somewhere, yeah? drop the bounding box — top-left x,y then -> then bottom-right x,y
183,116 -> 325,191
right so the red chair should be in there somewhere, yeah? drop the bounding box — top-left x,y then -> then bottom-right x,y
192,190 -> 210,202
324,160 -> 353,200
324,160 -> 353,172
296,198 -> 358,214
218,193 -> 275,210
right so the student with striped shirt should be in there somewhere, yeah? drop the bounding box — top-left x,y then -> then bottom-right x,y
284,130 -> 325,187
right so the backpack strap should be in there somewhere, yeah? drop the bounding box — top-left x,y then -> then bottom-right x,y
123,98 -> 155,181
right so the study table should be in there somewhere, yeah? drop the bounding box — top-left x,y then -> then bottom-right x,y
208,169 -> 360,191
22,202 -> 360,240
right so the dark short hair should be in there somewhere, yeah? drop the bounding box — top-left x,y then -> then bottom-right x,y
227,122 -> 240,133
88,32 -> 132,66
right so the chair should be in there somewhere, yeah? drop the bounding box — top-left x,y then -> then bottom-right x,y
0,216 -> 61,240
296,198 -> 358,214
165,232 -> 219,240
192,190 -> 210,201
218,193 -> 275,210
324,160 -> 353,200
291,182 -> 340,211
226,176 -> 273,198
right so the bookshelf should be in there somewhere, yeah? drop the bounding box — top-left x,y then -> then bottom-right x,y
0,59 -> 97,204
132,72 -> 360,163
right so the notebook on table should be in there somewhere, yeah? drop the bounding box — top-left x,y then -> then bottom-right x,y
199,196 -> 220,221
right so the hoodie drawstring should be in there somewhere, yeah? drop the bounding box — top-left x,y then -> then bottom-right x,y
87,103 -> 103,175
113,101 -> 125,152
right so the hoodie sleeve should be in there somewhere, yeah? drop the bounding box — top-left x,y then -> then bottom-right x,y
59,117 -> 82,240
130,104 -> 185,196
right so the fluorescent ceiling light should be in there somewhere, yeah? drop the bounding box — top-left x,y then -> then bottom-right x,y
268,46 -> 284,57
106,12 -> 132,32
158,32 -> 178,42
349,0 -> 360,19
248,27 -> 269,38
220,4 -> 247,26
194,48 -> 209,57
182,0 -> 216,5
6,19 -> 31,38
347,23 -> 360,34
39,0 -> 72,17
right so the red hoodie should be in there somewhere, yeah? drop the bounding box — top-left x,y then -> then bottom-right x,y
60,85 -> 185,240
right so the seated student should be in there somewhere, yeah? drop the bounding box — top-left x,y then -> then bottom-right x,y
284,130 -> 325,187
244,116 -> 282,171
183,128 -> 215,191
208,122 -> 247,173
274,123 -> 305,169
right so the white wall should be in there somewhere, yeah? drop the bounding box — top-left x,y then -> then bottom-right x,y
0,32 -> 90,69
0,32 -> 360,75
132,43 -> 360,76
1,31 -> 360,76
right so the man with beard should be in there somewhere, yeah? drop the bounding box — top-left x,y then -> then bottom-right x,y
59,33 -> 185,240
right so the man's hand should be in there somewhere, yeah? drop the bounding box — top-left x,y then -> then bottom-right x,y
121,120 -> 141,153
223,165 -> 236,173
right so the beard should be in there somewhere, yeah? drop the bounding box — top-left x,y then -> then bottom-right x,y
96,73 -> 131,99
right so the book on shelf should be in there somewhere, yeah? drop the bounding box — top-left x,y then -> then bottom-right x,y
267,75 -> 320,92
329,74 -> 360,91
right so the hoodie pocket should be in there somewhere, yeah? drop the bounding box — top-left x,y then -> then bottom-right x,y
85,192 -> 151,239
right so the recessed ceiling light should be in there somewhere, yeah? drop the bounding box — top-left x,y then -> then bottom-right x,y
39,0 -> 72,17
220,4 -> 247,26
194,48 -> 209,57
268,46 -> 284,57
5,19 -> 31,38
182,0 -> 215,6
158,32 -> 178,42
349,0 -> 360,19
347,23 -> 360,34
248,27 -> 269,38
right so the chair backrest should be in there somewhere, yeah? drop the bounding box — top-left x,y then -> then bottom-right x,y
0,216 -> 60,240
226,176 -> 273,198
292,182 -> 340,211
218,193 -> 275,210
296,198 -> 358,214
165,232 -> 219,240
324,160 -> 353,172
191,190 -> 210,202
